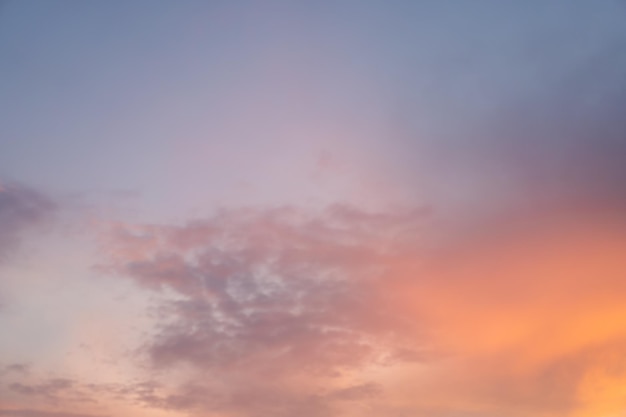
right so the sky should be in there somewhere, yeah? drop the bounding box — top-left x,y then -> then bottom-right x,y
1,1 -> 626,416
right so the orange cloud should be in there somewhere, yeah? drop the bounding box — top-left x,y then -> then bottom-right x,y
376,211 -> 626,416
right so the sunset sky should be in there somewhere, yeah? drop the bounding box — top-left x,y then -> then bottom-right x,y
2,1 -> 626,417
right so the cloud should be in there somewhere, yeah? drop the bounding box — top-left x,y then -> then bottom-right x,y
0,374 -> 159,417
1,363 -> 30,375
0,410 -> 106,417
0,181 -> 55,262
9,379 -> 74,399
100,204 -> 431,416
1,377 -> 102,409
99,200 -> 626,417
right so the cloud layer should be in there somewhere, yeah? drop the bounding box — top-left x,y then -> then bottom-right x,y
2,3 -> 626,417
94,200 -> 626,417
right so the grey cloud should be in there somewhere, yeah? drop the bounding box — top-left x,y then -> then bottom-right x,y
0,182 -> 55,261
1,377 -> 114,408
113,205 -> 429,371
0,375 -> 163,414
157,383 -> 332,417
102,205 -> 432,416
9,379 -> 73,398
1,363 -> 30,375
325,382 -> 382,402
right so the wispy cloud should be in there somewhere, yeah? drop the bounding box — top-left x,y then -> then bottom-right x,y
0,410 -> 107,417
0,182 -> 55,262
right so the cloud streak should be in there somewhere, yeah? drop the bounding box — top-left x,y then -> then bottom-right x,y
0,410 -> 107,417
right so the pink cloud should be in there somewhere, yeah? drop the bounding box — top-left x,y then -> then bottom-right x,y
93,203 -> 626,417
